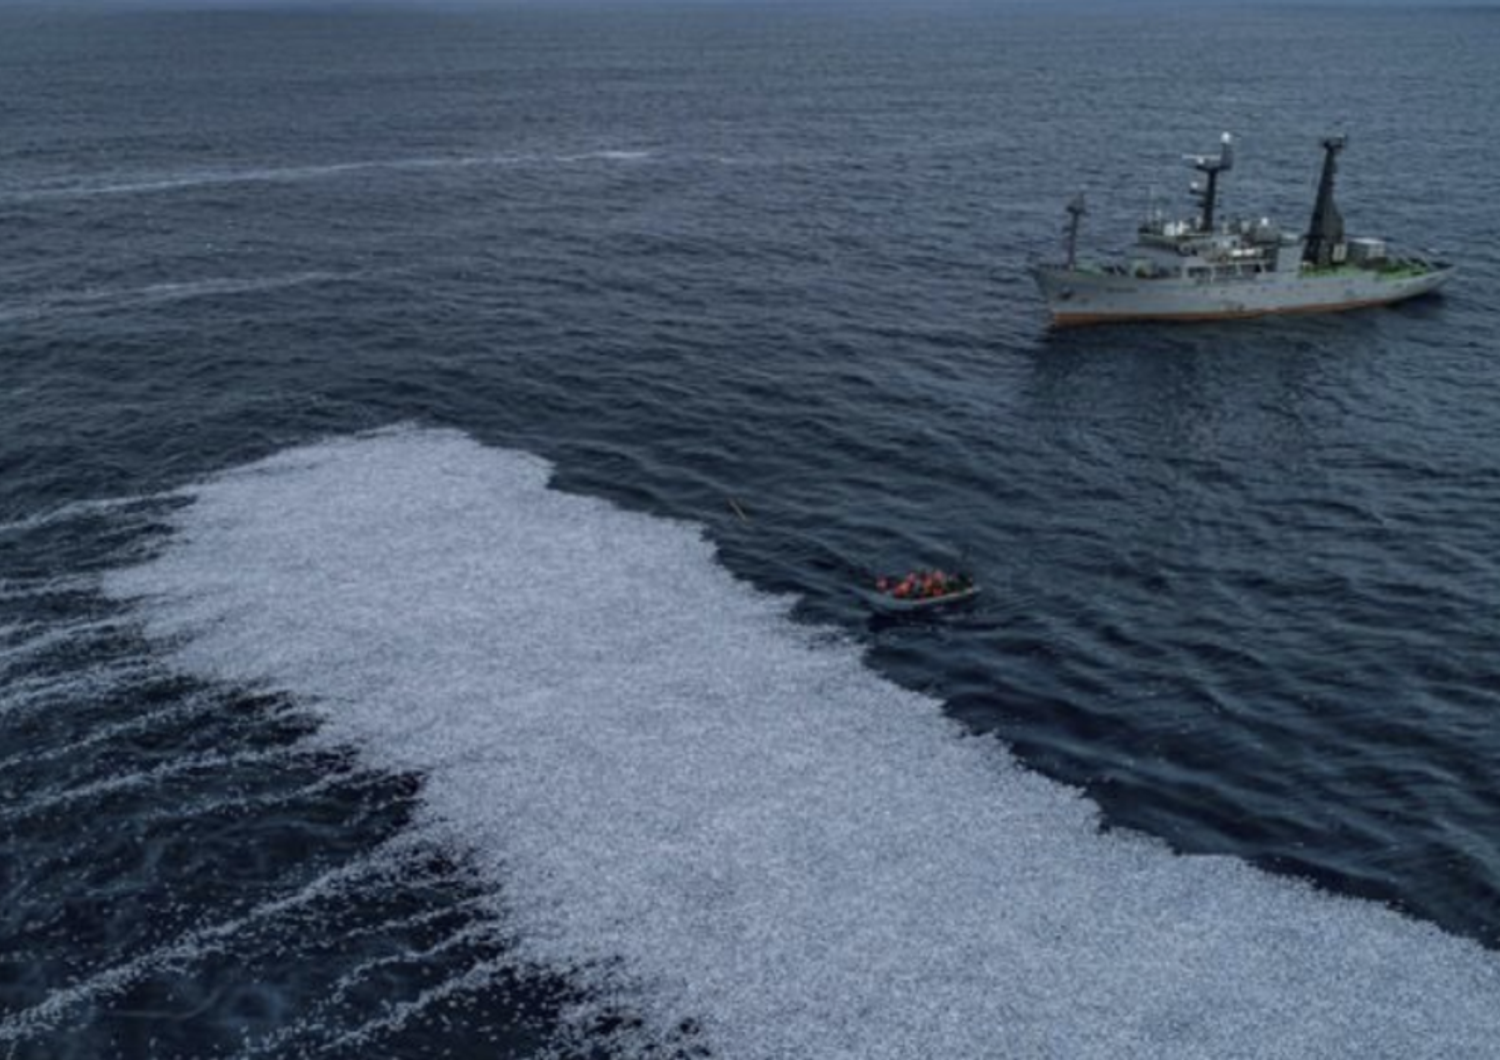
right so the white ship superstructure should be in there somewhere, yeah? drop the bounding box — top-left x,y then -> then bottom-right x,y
1032,135 -> 1454,326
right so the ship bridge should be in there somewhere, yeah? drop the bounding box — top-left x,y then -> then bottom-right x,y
1135,216 -> 1302,277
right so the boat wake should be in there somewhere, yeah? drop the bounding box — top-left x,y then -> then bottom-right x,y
77,425 -> 1500,1058
0,833 -> 446,1048
1,148 -> 659,205
0,273 -> 352,326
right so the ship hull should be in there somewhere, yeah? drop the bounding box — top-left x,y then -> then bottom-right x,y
1033,263 -> 1454,327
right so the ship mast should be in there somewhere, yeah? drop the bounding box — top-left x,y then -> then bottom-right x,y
1188,133 -> 1234,232
1062,192 -> 1087,269
1303,135 -> 1347,268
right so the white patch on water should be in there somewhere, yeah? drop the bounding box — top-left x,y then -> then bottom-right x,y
239,894 -> 507,1059
0,747 -> 293,829
0,495 -> 173,539
103,427 -> 1500,1059
0,696 -> 208,776
557,149 -> 655,163
1,148 -> 658,204
0,617 -> 124,674
326,955 -> 520,1055
0,833 -> 435,1044
4,157 -> 489,201
0,658 -> 154,722
0,272 -> 349,326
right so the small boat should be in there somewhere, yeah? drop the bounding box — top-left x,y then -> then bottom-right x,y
865,570 -> 980,613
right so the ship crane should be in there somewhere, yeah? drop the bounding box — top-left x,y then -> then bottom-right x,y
1303,135 -> 1348,268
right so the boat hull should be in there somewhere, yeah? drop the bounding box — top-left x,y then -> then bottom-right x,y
863,586 -> 980,614
1033,262 -> 1454,327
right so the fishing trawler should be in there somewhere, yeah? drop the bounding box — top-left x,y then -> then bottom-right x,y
1032,134 -> 1455,326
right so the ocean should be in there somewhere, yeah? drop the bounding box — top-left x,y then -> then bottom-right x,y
2,3 -> 1499,1057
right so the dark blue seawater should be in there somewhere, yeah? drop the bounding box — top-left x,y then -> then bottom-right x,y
3,4 -> 1500,1058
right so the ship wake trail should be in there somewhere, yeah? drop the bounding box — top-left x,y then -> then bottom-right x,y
0,148 -> 659,205
102,426 -> 1500,1059
0,497 -> 528,1058
0,273 -> 352,326
0,835 -> 440,1046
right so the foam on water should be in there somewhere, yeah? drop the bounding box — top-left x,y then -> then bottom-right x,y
0,149 -> 658,205
304,948 -> 517,1056
0,697 -> 210,775
103,427 -> 1500,1059
0,658 -> 154,723
0,616 -> 126,665
238,894 -> 510,1059
2,157 -> 492,202
0,833 -> 435,1043
0,495 -> 172,539
0,273 -> 349,326
0,747 -> 293,829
